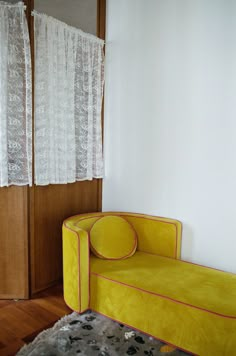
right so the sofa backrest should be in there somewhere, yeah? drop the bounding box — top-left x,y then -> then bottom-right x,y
123,214 -> 181,259
64,212 -> 182,260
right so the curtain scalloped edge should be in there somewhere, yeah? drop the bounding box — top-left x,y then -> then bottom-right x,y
0,182 -> 32,188
35,176 -> 104,186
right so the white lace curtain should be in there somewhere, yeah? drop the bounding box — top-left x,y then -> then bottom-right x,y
0,2 -> 32,187
33,12 -> 105,185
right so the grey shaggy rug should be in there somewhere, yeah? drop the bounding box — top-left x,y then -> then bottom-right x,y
17,311 -> 190,356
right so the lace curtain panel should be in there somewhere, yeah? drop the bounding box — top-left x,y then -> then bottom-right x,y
0,2 -> 32,187
33,12 -> 105,185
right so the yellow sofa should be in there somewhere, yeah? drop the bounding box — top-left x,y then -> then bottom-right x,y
63,212 -> 236,356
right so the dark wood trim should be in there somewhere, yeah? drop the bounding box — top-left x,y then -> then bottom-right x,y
24,0 -> 35,298
24,0 -> 34,300
28,0 -> 35,298
97,0 -> 106,40
24,0 -> 32,24
97,0 -> 106,212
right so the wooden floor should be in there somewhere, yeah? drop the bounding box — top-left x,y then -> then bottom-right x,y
0,284 -> 71,356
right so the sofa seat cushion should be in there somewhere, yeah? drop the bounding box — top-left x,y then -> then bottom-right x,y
90,251 -> 236,317
90,252 -> 236,355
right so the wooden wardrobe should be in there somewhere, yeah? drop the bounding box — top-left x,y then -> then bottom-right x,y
0,0 -> 106,299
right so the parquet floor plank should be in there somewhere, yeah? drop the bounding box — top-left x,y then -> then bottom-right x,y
0,306 -> 42,338
0,340 -> 25,356
15,301 -> 59,324
33,296 -> 70,317
0,342 -> 5,349
0,324 -> 18,347
0,284 -> 71,356
0,301 -> 12,309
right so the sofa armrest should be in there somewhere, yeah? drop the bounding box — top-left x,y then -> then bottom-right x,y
122,214 -> 182,259
62,223 -> 89,312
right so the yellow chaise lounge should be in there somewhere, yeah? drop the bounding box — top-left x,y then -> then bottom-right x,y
63,212 -> 236,356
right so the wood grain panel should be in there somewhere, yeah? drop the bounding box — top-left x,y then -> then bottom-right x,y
30,181 -> 99,294
0,187 -> 29,299
97,0 -> 106,40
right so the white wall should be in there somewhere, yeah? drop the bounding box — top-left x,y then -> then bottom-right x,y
103,0 -> 236,273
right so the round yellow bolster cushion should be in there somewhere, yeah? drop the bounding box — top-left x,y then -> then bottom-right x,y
90,215 -> 137,260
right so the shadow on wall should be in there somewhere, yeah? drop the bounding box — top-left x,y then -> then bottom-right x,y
181,223 -> 194,262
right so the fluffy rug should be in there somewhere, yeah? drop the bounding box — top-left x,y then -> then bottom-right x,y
17,311 -> 191,356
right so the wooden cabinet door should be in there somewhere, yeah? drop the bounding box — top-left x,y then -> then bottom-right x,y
0,187 -> 29,299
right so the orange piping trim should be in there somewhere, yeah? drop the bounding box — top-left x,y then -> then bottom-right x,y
64,213 -> 179,259
64,297 -> 89,315
88,232 -> 91,308
78,232 -> 81,311
63,224 -> 81,312
91,272 -> 236,319
63,223 -> 91,311
64,212 -> 181,226
103,211 -> 182,224
64,299 -> 80,313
